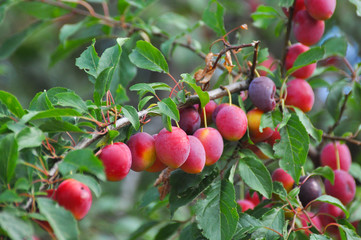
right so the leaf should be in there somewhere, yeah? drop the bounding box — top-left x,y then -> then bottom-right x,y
326,80 -> 348,120
349,0 -> 361,16
310,234 -> 332,240
238,155 -> 273,199
169,166 -> 218,215
181,73 -> 210,108
0,0 -> 20,24
158,98 -> 180,122
294,108 -> 323,142
129,40 -> 169,73
0,134 -> 18,184
234,213 -> 263,239
97,38 -> 128,75
339,225 -> 361,239
255,142 -> 275,159
161,114 -> 172,132
155,222 -> 181,240
37,198 -> 79,240
58,149 -> 105,181
251,5 -> 280,29
322,37 -> 348,58
55,92 -> 88,113
253,208 -> 285,240
202,0 -> 226,36
16,126 -> 45,150
349,163 -> 361,184
0,190 -> 22,203
59,20 -> 86,43
15,178 -> 30,191
39,119 -> 85,133
128,221 -> 160,240
23,108 -> 82,122
279,0 -> 294,7
274,113 -> 309,183
129,83 -> 156,96
0,21 -> 47,60
314,195 -> 349,218
287,47 -> 325,76
122,105 -> 140,130
312,166 -> 335,184
353,81 -> 361,104
138,96 -> 153,110
0,210 -> 34,240
195,179 -> 239,240
0,90 -> 25,118
68,174 -> 101,197
308,78 -> 331,89
260,108 -> 283,129
75,39 -> 99,78
94,67 -> 115,105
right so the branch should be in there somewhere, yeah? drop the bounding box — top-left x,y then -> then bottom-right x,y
322,133 -> 361,146
281,3 -> 295,78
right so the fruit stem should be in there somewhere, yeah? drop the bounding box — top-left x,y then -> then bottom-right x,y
202,107 -> 208,128
221,86 -> 232,105
301,167 -> 305,176
175,121 -> 180,128
334,141 -> 341,170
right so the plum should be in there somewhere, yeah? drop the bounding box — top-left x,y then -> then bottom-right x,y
320,142 -> 351,171
324,169 -> 356,205
285,43 -> 316,79
298,176 -> 322,207
285,78 -> 314,112
180,136 -> 206,174
305,0 -> 336,20
272,168 -> 294,192
246,108 -> 274,143
248,76 -> 276,112
216,105 -> 248,141
127,132 -> 156,172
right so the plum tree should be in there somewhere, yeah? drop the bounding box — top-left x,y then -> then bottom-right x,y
324,169 -> 356,205
248,76 -> 276,112
285,43 -> 316,79
55,179 -> 92,220
285,78 -> 315,112
98,143 -> 132,181
293,10 -> 325,46
215,104 -> 248,141
127,132 -> 156,172
180,136 -> 206,174
320,142 -> 351,171
305,0 -> 336,20
154,127 -> 190,168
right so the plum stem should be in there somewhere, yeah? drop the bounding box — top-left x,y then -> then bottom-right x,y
202,107 -> 208,128
334,141 -> 341,170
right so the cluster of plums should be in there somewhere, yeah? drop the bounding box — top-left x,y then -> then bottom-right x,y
237,141 -> 355,238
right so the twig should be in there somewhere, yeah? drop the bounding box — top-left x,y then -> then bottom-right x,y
249,41 -> 260,81
327,92 -> 351,134
281,3 -> 295,78
322,133 -> 361,146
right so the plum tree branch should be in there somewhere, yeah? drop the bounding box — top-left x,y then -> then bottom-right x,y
281,3 -> 295,78
322,133 -> 361,146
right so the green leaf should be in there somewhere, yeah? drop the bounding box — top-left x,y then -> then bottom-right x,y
326,80 -> 348,120
129,40 -> 169,73
202,0 -> 226,36
97,38 -> 128,76
161,114 -> 172,132
274,114 -> 309,183
94,67 -> 115,105
122,105 -> 140,130
195,179 -> 239,240
339,225 -> 361,239
59,20 -> 86,43
75,39 -> 99,78
68,174 -> 101,197
287,47 -> 325,76
59,149 -> 105,181
179,223 -> 204,240
24,108 -> 82,122
118,48 -> 137,88
349,0 -> 361,16
0,190 -> 22,203
0,210 -> 34,240
181,73 -> 210,108
128,221 -> 160,240
0,21 -> 47,60
0,134 -> 18,184
314,195 -> 349,218
349,163 -> 361,184
14,178 -> 30,191
272,181 -> 287,200
260,108 -> 283,129
158,97 -> 180,122
308,78 -> 331,89
55,92 -> 88,113
16,127 -> 45,150
0,90 -> 25,118
155,222 -> 181,240
39,119 -> 85,133
129,83 -> 156,96
254,208 -> 285,239
37,198 -> 79,240
322,37 -> 348,58
310,234 -> 332,240
312,166 -> 335,184
138,96 -> 153,110
251,5 -> 280,29
279,0 -> 294,7
238,154 -> 273,199
169,166 -> 218,215
353,81 -> 361,104
294,108 -> 323,142
0,0 -> 20,24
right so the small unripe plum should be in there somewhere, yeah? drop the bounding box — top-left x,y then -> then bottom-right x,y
237,199 -> 255,212
197,100 -> 217,126
293,10 -> 325,46
56,179 -> 92,220
285,78 -> 314,112
298,176 -> 322,207
248,77 -> 276,112
193,127 -> 224,166
305,0 -> 336,20
127,132 -> 156,172
285,43 -> 316,79
320,142 -> 351,171
318,203 -> 345,236
172,106 -> 201,134
212,103 -> 229,123
155,127 -> 190,168
99,142 -> 132,181
247,108 -> 274,143
324,170 -> 356,205
272,168 -> 294,192
266,128 -> 281,146
258,56 -> 277,76
216,105 -> 248,141
180,136 -> 206,174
